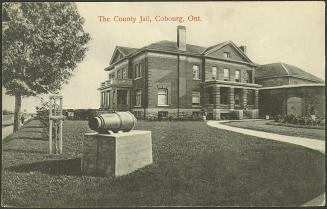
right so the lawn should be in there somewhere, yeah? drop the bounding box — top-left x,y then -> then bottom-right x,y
223,120 -> 325,140
1,119 -> 325,207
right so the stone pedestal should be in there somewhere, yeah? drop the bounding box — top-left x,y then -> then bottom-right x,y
82,130 -> 153,177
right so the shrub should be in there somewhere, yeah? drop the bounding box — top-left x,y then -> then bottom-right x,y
274,115 -> 282,122
284,114 -> 296,124
229,111 -> 238,120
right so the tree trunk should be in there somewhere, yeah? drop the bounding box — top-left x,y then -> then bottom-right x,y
13,94 -> 22,132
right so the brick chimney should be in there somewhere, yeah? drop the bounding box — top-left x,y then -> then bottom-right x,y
239,45 -> 247,54
177,25 -> 186,51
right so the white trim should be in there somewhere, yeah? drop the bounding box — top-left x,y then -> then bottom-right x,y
206,58 -> 254,68
186,56 -> 202,63
280,63 -> 291,85
280,63 -> 290,75
132,53 -> 146,62
147,52 -> 177,59
260,83 -> 325,90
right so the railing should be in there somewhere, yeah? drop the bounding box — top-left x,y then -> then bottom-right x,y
100,79 -> 133,88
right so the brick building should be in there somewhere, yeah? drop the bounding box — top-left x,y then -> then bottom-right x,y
256,63 -> 325,118
99,26 -> 261,120
98,26 -> 325,120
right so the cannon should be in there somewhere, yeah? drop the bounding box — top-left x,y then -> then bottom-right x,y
83,111 -> 152,177
88,111 -> 137,134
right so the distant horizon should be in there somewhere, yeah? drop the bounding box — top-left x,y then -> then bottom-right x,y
2,1 -> 325,113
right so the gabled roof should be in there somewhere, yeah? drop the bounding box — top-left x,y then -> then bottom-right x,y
109,46 -> 138,65
107,40 -> 255,70
201,41 -> 228,54
117,46 -> 138,56
146,40 -> 206,55
202,41 -> 253,63
255,62 -> 324,83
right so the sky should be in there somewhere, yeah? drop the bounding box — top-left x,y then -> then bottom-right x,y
2,1 -> 325,113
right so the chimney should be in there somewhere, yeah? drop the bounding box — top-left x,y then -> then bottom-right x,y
177,25 -> 186,51
239,45 -> 247,54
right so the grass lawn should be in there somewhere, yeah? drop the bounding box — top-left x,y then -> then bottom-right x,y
1,119 -> 325,207
223,120 -> 325,141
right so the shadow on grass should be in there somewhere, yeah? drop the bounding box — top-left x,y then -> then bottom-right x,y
7,158 -> 82,176
10,136 -> 47,141
24,125 -> 44,129
2,148 -> 47,154
20,130 -> 44,133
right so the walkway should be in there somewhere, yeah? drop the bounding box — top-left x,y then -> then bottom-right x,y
2,125 -> 13,140
207,120 -> 325,206
207,120 -> 325,153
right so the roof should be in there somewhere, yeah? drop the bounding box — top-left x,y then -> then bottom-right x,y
106,40 -> 255,70
255,62 -> 324,83
260,83 -> 325,90
202,41 -> 228,54
146,40 -> 206,55
116,46 -> 138,56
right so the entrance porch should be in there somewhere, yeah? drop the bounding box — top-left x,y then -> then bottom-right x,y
202,84 -> 259,120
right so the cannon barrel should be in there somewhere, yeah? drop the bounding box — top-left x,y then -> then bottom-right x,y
88,111 -> 137,133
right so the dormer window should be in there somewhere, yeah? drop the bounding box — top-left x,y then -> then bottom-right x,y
223,52 -> 230,59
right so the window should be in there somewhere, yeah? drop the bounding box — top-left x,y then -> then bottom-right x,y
122,68 -> 127,79
105,91 -> 110,107
134,63 -> 142,79
247,90 -> 255,105
220,87 -> 229,104
212,67 -> 217,80
101,92 -> 105,107
246,70 -> 253,83
109,73 -> 115,79
223,52 -> 230,58
135,90 -> 142,106
134,64 -> 139,78
192,92 -> 200,105
224,68 -> 230,81
158,89 -> 168,106
235,70 -> 240,82
193,65 -> 200,80
117,70 -> 121,79
138,63 -> 142,78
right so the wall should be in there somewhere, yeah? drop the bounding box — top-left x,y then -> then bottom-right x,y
206,44 -> 247,63
146,52 -> 202,110
204,59 -> 255,83
256,77 -> 289,87
131,53 -> 146,108
289,77 -> 321,85
147,52 -> 179,108
259,86 -> 325,117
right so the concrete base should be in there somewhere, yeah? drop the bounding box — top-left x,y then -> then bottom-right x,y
82,130 -> 153,177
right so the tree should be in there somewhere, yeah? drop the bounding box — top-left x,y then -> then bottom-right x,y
2,2 -> 91,131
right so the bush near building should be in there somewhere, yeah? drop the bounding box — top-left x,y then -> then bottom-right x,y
274,114 -> 325,127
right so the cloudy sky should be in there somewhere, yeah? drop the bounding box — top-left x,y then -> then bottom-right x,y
2,1 -> 325,113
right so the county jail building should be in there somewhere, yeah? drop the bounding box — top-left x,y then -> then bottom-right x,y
98,25 -> 325,120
